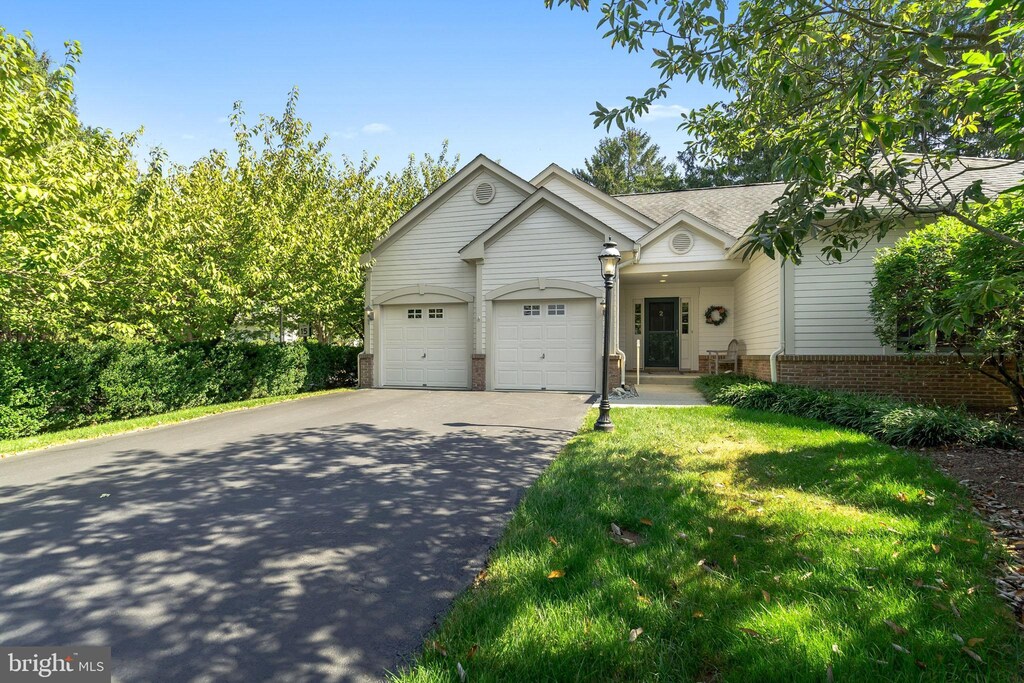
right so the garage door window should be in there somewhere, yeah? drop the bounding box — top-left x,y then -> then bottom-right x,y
547,303 -> 565,316
428,308 -> 444,319
407,309 -> 422,319
523,304 -> 540,316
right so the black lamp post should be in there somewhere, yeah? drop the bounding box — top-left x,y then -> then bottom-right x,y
595,241 -> 621,432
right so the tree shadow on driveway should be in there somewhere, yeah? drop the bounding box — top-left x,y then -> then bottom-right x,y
0,417 -> 577,682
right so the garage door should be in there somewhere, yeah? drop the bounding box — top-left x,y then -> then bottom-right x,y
381,304 -> 469,388
493,299 -> 596,391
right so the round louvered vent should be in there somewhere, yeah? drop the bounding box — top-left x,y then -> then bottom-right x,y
473,181 -> 496,204
670,229 -> 694,254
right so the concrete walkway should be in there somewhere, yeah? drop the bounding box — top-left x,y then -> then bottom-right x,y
595,376 -> 708,407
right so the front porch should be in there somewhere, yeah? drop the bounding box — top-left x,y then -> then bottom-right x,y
616,261 -> 742,377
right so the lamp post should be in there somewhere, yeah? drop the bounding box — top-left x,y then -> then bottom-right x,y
595,241 -> 621,432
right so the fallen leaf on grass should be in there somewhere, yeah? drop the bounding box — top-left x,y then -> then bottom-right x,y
791,532 -> 806,542
950,599 -> 961,619
967,637 -> 985,647
800,571 -> 813,580
547,570 -> 564,579
739,627 -> 763,638
915,660 -> 927,670
883,619 -> 907,636
961,647 -> 983,663
611,523 -> 622,536
467,644 -> 479,660
732,554 -> 738,566
457,662 -> 467,682
430,640 -> 448,657
692,610 -> 705,619
762,590 -> 771,603
959,537 -> 978,545
548,536 -> 558,546
892,643 -> 910,655
640,518 -> 654,527
932,544 -> 942,554
629,627 -> 644,642
832,644 -> 840,654
637,595 -> 651,605
707,526 -> 714,535
897,491 -> 909,502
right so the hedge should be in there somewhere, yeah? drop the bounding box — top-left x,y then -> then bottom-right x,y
0,341 -> 359,439
694,374 -> 1023,450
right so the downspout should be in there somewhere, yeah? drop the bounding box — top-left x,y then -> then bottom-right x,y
769,260 -> 786,383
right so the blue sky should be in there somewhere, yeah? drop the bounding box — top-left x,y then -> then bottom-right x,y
6,1 -> 724,178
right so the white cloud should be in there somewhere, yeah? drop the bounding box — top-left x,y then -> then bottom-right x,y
643,104 -> 689,121
361,122 -> 392,135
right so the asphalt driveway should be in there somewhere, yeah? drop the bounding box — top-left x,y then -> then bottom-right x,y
0,389 -> 590,682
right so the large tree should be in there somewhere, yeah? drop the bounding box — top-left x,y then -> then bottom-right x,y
676,144 -> 783,189
573,128 -> 680,194
0,29 -> 456,344
547,0 -> 1024,261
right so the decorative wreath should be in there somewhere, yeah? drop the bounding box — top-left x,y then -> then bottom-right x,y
704,305 -> 728,326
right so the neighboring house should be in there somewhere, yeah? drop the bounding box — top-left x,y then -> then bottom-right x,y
359,155 -> 1022,408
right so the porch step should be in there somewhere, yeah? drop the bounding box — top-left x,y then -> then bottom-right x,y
630,372 -> 703,386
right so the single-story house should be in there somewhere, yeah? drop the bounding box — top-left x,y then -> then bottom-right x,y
359,154 -> 1022,408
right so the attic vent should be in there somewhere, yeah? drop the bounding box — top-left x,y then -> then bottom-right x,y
473,181 -> 496,204
670,229 -> 694,255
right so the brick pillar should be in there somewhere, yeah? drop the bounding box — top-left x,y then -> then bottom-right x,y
471,354 -> 486,391
608,355 -> 622,389
357,353 -> 374,388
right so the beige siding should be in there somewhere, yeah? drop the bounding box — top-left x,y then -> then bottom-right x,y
791,232 -> 903,354
639,226 -> 728,264
732,252 -> 781,355
370,171 -> 528,298
481,205 -> 606,293
540,176 -> 649,240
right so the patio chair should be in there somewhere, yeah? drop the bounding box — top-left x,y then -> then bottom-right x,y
707,339 -> 741,374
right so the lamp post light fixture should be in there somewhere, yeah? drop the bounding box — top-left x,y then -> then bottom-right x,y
595,240 -> 621,432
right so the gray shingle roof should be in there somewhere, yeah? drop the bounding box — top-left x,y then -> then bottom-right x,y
615,182 -> 787,238
614,157 -> 1024,238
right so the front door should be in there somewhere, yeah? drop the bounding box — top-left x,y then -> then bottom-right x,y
644,297 -> 678,367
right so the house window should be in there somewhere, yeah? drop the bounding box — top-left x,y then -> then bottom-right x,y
634,303 -> 642,335
680,302 -> 690,334
428,308 -> 444,319
407,309 -> 422,319
547,303 -> 565,316
523,304 -> 541,316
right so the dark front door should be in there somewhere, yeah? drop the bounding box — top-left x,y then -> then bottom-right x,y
645,297 -> 678,367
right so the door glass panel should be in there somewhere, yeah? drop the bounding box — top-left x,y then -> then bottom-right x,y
634,303 -> 642,335
648,301 -> 675,332
680,302 -> 690,334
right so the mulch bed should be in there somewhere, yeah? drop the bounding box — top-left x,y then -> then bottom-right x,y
921,446 -> 1024,628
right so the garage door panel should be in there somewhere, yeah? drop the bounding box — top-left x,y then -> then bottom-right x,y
492,299 -> 596,392
381,304 -> 469,388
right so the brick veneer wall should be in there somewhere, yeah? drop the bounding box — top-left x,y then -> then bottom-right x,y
357,352 -> 374,388
736,354 -> 1014,410
471,354 -> 486,391
608,355 -> 622,389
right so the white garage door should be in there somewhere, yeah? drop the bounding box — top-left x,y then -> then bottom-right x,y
381,304 -> 469,388
493,299 -> 596,391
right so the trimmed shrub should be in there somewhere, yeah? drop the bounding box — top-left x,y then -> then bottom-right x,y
0,341 -> 359,439
694,374 -> 1022,450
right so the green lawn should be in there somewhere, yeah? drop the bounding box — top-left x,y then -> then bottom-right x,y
394,406 -> 1020,682
0,388 -> 352,457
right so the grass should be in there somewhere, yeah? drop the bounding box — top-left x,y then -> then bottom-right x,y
393,406 -> 1021,682
0,388 -> 352,457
